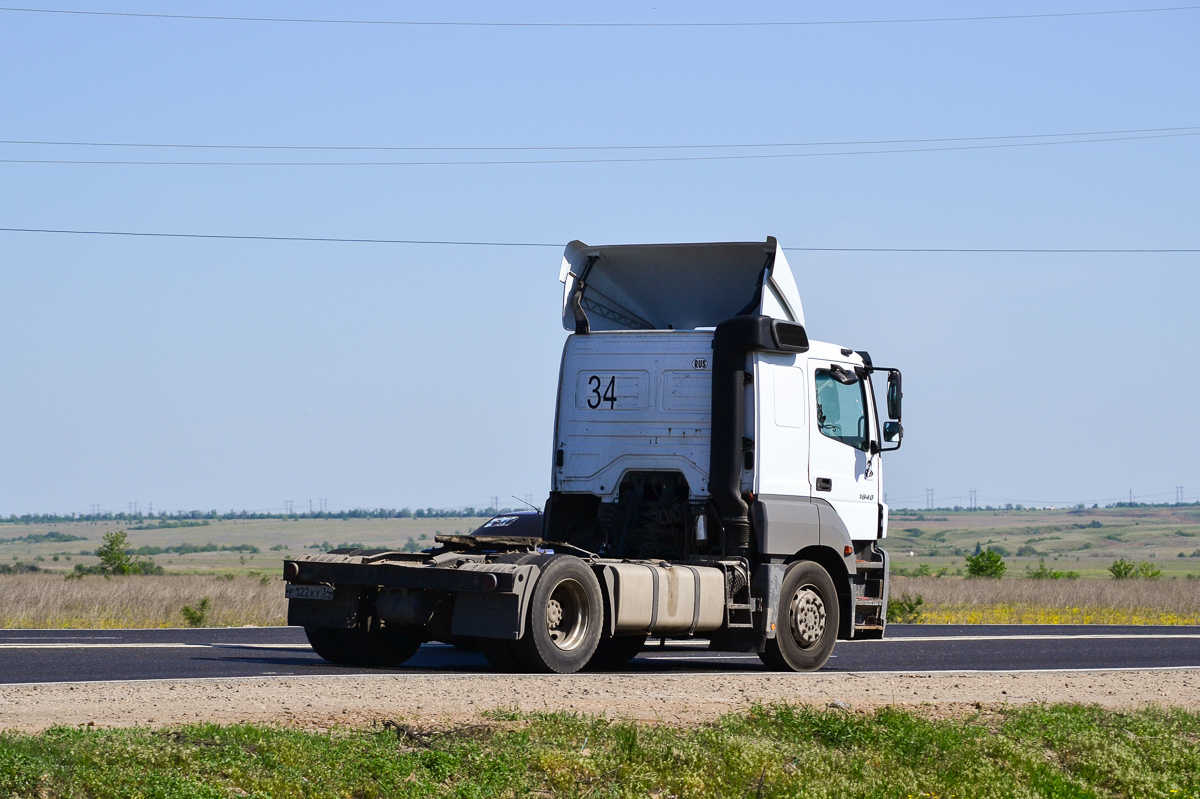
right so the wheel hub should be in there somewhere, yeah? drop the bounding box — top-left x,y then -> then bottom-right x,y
544,579 -> 589,651
790,587 -> 826,647
546,599 -> 564,629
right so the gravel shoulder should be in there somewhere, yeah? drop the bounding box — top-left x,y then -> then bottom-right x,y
2,669 -> 1198,732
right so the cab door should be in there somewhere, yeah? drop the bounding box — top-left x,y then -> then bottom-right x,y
807,358 -> 880,540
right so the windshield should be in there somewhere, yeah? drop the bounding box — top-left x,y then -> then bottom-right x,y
814,369 -> 870,451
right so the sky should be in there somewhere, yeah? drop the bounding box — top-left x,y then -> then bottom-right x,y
0,1 -> 1197,515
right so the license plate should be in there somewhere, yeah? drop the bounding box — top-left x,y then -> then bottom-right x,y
285,584 -> 334,601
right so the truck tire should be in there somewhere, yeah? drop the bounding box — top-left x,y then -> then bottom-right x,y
514,555 -> 603,674
584,634 -> 647,671
305,624 -> 422,668
304,627 -> 348,664
479,639 -> 524,672
758,560 -> 839,672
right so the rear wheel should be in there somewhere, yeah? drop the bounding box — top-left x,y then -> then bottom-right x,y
304,627 -> 348,664
306,623 -> 423,667
759,560 -> 839,672
514,556 -> 603,674
585,634 -> 647,671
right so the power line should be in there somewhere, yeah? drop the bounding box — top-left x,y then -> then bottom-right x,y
2,131 -> 1196,166
1,227 -> 1197,253
0,228 -> 558,247
3,125 -> 1197,153
2,5 -> 1197,27
791,247 -> 1200,253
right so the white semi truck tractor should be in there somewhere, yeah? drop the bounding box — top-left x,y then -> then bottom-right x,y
283,238 -> 904,673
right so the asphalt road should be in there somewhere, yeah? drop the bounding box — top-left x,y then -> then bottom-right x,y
2,625 -> 1199,684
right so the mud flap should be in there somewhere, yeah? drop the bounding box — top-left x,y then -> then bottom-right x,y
449,563 -> 541,639
451,593 -> 523,639
754,563 -> 786,639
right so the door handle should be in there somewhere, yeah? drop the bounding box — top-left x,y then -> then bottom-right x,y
815,478 -> 832,492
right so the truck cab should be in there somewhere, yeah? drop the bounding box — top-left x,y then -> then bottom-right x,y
543,238 -> 902,663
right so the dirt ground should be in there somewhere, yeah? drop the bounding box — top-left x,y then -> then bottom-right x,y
2,669 -> 1198,732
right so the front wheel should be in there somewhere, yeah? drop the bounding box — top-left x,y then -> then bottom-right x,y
585,634 -> 647,671
514,555 -> 603,674
758,560 -> 839,672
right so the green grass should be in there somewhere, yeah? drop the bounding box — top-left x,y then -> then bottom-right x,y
3,704 -> 1199,798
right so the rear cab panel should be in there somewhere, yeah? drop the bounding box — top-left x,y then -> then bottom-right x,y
554,331 -> 714,502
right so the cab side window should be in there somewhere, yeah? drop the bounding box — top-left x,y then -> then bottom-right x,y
814,370 -> 869,450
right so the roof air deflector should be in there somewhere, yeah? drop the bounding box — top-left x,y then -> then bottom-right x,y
559,238 -> 804,332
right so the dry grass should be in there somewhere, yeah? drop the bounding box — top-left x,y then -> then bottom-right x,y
0,573 -> 287,628
897,575 -> 1200,624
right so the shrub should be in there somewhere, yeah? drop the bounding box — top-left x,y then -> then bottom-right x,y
1026,558 -> 1079,580
70,530 -> 163,577
1015,545 -> 1041,557
1110,558 -> 1163,580
0,562 -> 41,575
96,530 -> 134,574
130,542 -> 259,556
887,592 -> 924,623
180,597 -> 211,627
1109,558 -> 1137,579
965,549 -> 1006,578
1136,561 -> 1163,579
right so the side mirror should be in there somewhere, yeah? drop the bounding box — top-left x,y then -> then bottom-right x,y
829,365 -> 859,385
884,421 -> 903,443
886,370 -> 903,420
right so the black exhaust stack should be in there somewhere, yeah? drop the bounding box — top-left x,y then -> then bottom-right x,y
709,315 -> 809,554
